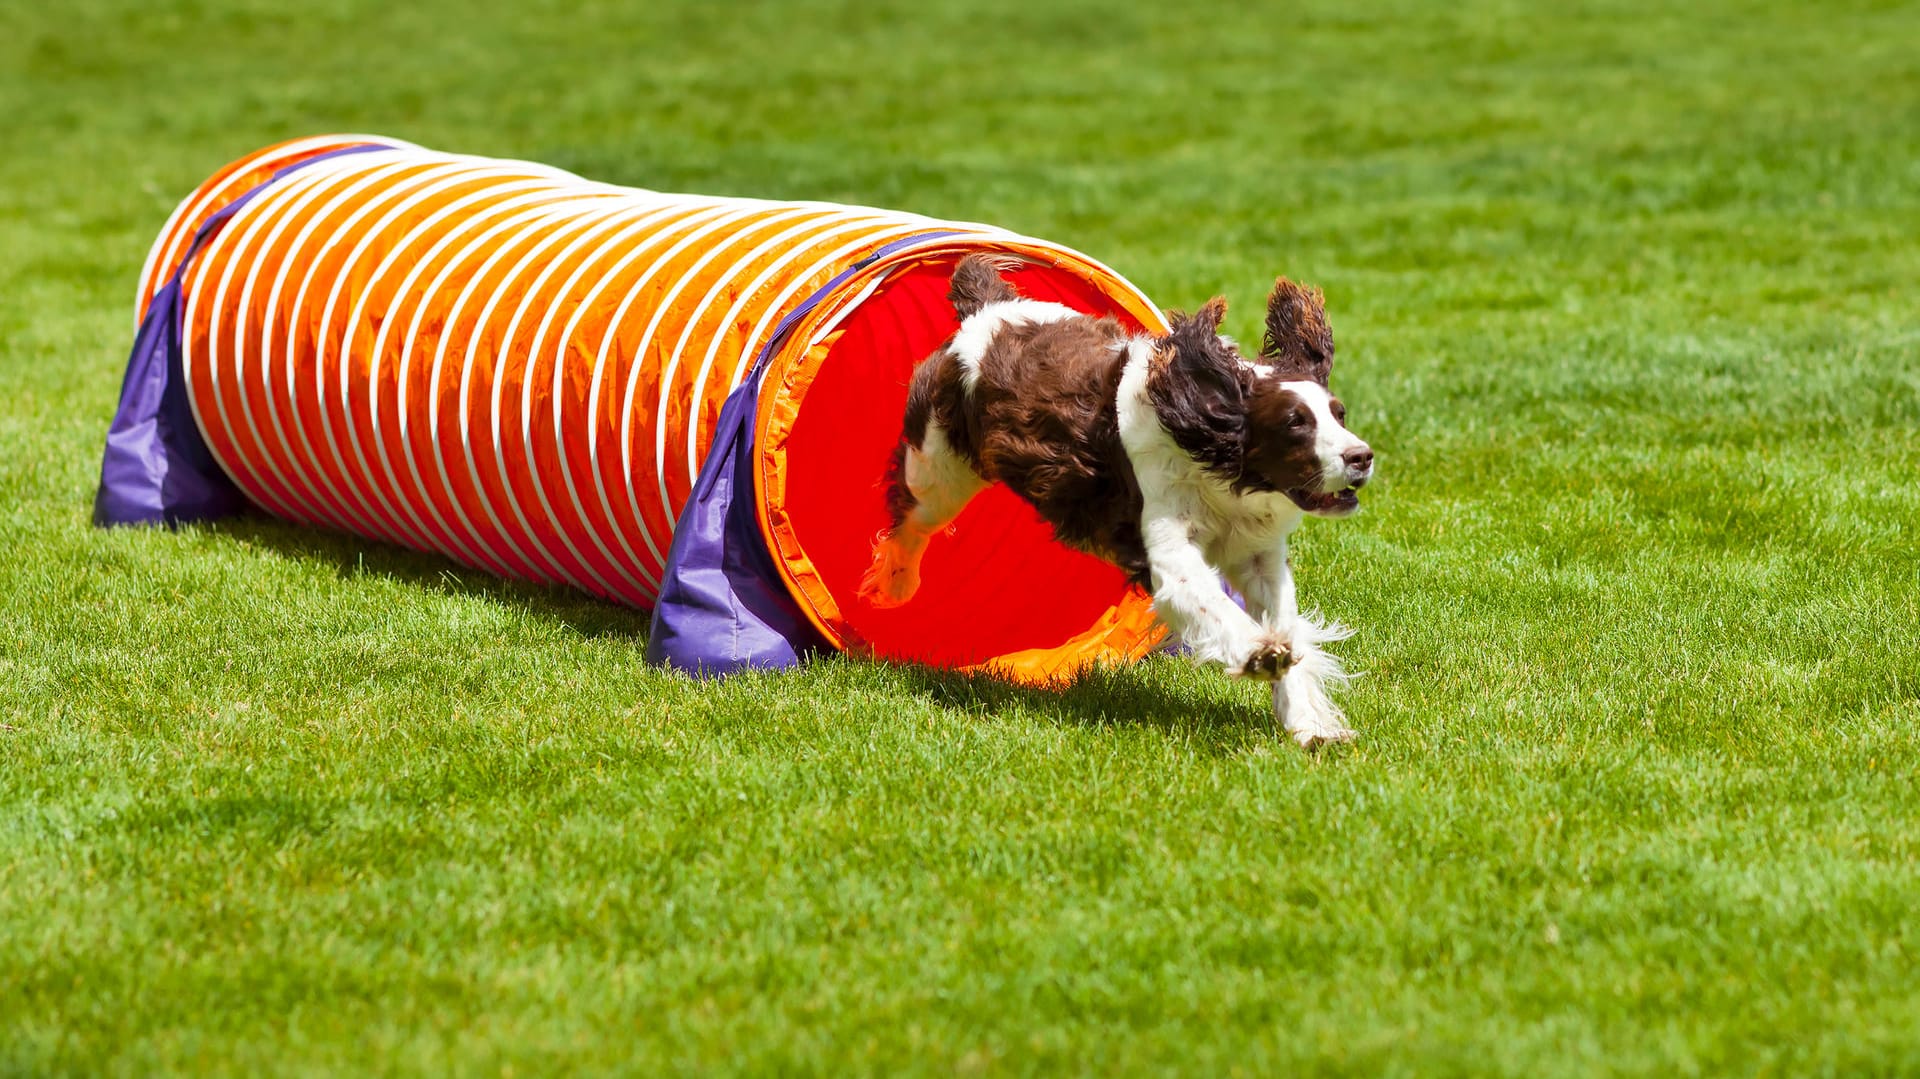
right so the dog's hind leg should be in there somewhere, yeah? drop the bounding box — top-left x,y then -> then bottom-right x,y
860,350 -> 985,608
861,422 -> 985,608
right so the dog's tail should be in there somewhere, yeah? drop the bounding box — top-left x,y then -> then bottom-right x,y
948,254 -> 1023,321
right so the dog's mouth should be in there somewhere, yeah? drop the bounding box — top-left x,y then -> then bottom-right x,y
1287,486 -> 1361,517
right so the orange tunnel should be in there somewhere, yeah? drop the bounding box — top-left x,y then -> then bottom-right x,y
136,136 -> 1168,682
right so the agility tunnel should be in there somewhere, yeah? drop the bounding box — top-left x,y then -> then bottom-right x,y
97,134 -> 1169,681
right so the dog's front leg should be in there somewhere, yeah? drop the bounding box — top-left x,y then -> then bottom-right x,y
1142,514 -> 1288,679
1227,544 -> 1356,749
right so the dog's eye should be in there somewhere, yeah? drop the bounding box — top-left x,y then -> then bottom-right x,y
1288,408 -> 1310,428
1330,399 -> 1347,423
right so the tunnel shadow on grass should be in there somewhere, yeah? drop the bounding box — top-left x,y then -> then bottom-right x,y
204,513 -> 648,641
199,513 -> 1268,744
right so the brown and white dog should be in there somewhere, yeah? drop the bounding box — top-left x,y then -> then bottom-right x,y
858,255 -> 1374,747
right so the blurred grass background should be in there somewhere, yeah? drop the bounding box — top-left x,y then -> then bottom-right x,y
2,0 -> 1917,1074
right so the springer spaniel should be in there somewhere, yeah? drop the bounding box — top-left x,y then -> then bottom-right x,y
859,256 -> 1374,748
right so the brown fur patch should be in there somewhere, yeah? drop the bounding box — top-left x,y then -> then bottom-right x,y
884,309 -> 1151,585
969,315 -> 1150,584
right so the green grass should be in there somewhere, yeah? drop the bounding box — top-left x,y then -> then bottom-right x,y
4,0 -> 1919,1074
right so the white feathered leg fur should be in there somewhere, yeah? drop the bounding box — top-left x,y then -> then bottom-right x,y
1269,612 -> 1355,748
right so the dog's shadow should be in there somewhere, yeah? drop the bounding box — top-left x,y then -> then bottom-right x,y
875,661 -> 1266,747
206,514 -> 1268,745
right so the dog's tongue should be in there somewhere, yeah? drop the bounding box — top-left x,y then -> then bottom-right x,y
1290,487 -> 1359,513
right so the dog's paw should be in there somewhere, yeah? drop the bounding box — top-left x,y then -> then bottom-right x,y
1276,682 -> 1356,751
1231,633 -> 1294,682
857,537 -> 922,609
1290,725 -> 1357,751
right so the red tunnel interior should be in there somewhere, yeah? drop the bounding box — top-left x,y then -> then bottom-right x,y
776,256 -> 1153,671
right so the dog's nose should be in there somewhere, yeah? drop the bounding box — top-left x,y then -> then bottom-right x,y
1343,446 -> 1374,476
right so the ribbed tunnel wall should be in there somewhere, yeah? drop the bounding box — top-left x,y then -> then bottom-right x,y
138,136 -> 1168,680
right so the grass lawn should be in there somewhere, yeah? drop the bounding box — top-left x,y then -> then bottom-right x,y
3,0 -> 1918,1073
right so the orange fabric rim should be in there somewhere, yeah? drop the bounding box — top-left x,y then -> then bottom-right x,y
754,240 -> 1170,685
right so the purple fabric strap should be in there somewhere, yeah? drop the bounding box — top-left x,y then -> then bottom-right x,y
645,231 -> 966,675
93,144 -> 386,528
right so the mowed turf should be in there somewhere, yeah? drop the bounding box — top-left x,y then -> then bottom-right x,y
3,0 -> 1918,1074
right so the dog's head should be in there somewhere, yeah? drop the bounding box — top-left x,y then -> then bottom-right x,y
1147,279 -> 1374,517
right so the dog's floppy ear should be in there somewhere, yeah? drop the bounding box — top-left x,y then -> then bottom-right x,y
948,254 -> 1023,321
1261,278 -> 1334,385
1148,297 -> 1247,480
